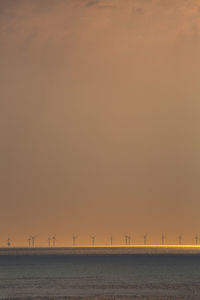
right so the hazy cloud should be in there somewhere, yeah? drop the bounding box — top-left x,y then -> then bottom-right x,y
86,0 -> 99,7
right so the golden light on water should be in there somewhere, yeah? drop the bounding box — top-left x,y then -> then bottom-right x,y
64,245 -> 200,248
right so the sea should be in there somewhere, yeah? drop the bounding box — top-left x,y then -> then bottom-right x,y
1,247 -> 200,299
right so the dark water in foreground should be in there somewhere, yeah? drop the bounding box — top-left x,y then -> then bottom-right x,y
1,254 -> 200,299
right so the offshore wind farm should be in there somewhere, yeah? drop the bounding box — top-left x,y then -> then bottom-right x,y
2,234 -> 200,254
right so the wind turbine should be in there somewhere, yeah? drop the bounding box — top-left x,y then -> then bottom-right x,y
31,236 -> 36,248
144,234 -> 147,245
52,234 -> 56,247
91,236 -> 96,246
72,235 -> 77,246
110,235 -> 113,246
28,236 -> 31,248
128,235 -> 132,245
161,233 -> 165,245
178,235 -> 182,246
195,234 -> 199,245
48,235 -> 52,247
7,237 -> 12,247
125,234 -> 128,245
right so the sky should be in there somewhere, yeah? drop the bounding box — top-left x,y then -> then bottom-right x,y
1,0 -> 200,246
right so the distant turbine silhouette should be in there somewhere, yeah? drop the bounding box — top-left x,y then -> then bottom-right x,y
128,235 -> 131,245
52,234 -> 56,247
48,235 -> 52,247
28,236 -> 31,248
91,236 -> 96,246
7,237 -> 12,247
161,233 -> 165,245
110,235 -> 113,246
125,234 -> 128,245
144,234 -> 147,245
178,235 -> 182,245
195,234 -> 199,245
72,235 -> 77,246
31,236 -> 36,248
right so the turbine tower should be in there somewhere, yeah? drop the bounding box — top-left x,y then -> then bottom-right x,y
195,234 -> 199,245
28,236 -> 31,248
144,234 -> 147,245
178,235 -> 182,245
31,236 -> 36,248
161,233 -> 165,245
52,234 -> 56,247
72,235 -> 77,246
91,236 -> 96,246
110,235 -> 113,246
48,235 -> 52,247
125,234 -> 128,245
7,237 -> 12,247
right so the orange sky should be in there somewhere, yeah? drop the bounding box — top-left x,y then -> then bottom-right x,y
1,0 -> 200,247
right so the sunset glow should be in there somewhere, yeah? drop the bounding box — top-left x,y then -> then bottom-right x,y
1,1 -> 200,299
1,0 -> 200,246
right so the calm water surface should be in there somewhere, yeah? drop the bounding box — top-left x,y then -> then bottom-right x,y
0,254 -> 200,299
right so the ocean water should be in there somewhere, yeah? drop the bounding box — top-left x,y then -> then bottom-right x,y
1,252 -> 200,299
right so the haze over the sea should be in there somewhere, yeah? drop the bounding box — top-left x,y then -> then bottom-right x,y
1,0 -> 200,246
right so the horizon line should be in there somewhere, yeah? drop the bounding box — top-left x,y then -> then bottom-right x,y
1,245 -> 200,249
